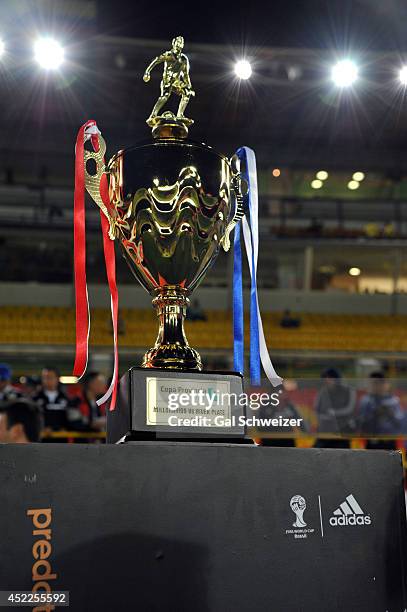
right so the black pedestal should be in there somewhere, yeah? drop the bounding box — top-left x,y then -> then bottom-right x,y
0,444 -> 406,611
108,367 -> 244,443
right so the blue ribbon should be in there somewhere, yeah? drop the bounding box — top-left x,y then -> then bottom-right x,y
233,222 -> 244,375
233,147 -> 261,386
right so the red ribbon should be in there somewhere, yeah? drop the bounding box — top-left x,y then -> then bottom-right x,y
73,120 -> 119,410
99,174 -> 119,411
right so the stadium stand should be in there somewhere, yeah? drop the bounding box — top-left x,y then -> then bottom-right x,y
1,306 -> 407,353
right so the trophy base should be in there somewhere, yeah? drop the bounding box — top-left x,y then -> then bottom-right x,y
107,367 -> 245,444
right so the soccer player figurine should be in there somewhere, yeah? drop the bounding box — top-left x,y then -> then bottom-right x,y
143,35 -> 195,130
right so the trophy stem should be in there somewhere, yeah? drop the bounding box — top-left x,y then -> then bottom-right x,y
141,287 -> 202,370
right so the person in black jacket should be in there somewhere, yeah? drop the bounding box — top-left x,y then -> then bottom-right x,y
32,367 -> 69,431
314,368 -> 356,448
68,371 -> 108,431
0,363 -> 23,403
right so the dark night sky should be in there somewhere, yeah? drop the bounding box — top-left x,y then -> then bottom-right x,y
2,1 -> 407,54
2,0 -> 407,174
97,0 -> 407,52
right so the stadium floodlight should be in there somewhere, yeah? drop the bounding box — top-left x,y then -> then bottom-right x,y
331,59 -> 358,87
347,180 -> 360,190
399,66 -> 407,85
234,59 -> 252,80
311,179 -> 323,189
349,267 -> 361,276
0,39 -> 5,58
316,170 -> 328,181
352,171 -> 365,181
34,37 -> 64,70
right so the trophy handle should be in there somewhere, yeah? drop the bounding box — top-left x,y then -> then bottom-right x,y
220,155 -> 246,252
84,135 -> 116,240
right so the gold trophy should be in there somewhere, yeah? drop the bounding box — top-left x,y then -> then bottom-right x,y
84,37 -> 245,442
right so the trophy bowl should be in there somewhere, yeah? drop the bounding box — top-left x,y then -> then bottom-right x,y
106,139 -> 233,370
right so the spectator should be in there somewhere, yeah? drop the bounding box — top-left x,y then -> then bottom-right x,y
314,368 -> 356,448
75,372 -> 107,431
32,367 -> 69,431
258,390 -> 309,447
308,217 -> 323,236
0,400 -> 41,443
358,372 -> 404,450
25,375 -> 41,396
186,299 -> 207,322
280,309 -> 301,329
0,363 -> 23,403
47,204 -> 63,223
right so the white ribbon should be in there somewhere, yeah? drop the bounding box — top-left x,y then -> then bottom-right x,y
84,123 -> 101,142
241,147 -> 282,387
97,295 -> 118,407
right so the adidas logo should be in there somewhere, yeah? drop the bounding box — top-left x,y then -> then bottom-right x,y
329,494 -> 372,526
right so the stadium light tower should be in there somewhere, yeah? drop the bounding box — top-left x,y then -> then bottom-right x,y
234,59 -> 252,80
331,59 -> 358,87
34,37 -> 64,70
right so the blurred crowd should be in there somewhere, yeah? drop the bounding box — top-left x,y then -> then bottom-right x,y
0,363 -> 107,443
0,362 -> 406,448
258,368 -> 407,450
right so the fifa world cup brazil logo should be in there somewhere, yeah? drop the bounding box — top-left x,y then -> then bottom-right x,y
290,495 -> 307,528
